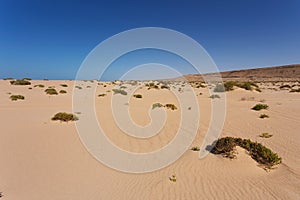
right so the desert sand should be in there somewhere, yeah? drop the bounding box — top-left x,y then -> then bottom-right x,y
0,79 -> 300,200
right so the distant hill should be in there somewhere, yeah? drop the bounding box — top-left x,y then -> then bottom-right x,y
176,64 -> 300,82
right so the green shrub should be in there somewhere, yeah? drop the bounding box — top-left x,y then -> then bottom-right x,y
209,94 -> 220,99
98,94 -> 106,97
45,88 -> 58,95
212,137 -> 281,168
10,79 -> 31,85
290,88 -> 300,93
259,114 -> 269,119
165,104 -> 177,110
10,95 -> 25,101
252,104 -> 269,111
224,81 -> 237,91
133,94 -> 142,98
34,84 -> 45,88
60,84 -> 68,87
152,103 -> 163,109
259,133 -> 273,138
214,84 -> 225,92
238,82 -> 252,90
112,89 -> 127,95
59,90 -> 67,94
190,146 -> 200,151
51,112 -> 78,122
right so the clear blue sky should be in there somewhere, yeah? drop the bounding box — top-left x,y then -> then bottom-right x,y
0,0 -> 300,80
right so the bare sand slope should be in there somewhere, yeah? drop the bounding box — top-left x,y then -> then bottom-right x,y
0,80 -> 299,199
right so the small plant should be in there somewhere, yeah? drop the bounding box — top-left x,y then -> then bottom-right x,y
133,94 -> 142,98
252,104 -> 268,111
10,79 -> 31,85
259,114 -> 269,119
112,89 -> 127,95
60,84 -> 68,87
98,93 -> 106,97
45,88 -> 58,95
209,94 -> 220,99
59,90 -> 67,94
290,88 -> 300,93
34,84 -> 45,88
75,86 -> 82,89
169,174 -> 176,182
279,84 -> 291,89
190,146 -> 200,151
152,103 -> 163,109
10,95 -> 25,101
161,85 -> 170,89
255,88 -> 262,92
214,84 -> 225,92
51,112 -> 78,122
165,104 -> 177,110
28,87 -> 32,90
259,133 -> 273,138
3,77 -> 14,80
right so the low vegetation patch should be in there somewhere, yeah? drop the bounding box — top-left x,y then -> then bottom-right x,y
259,114 -> 269,119
209,94 -> 220,99
279,84 -> 291,89
45,88 -> 58,95
75,86 -> 82,89
10,95 -> 25,101
60,84 -> 68,87
259,133 -> 273,138
290,88 -> 300,93
152,103 -> 163,109
165,104 -> 177,110
252,104 -> 269,111
112,89 -> 127,95
34,84 -> 45,88
10,79 -> 31,85
98,93 -> 106,97
214,81 -> 260,92
211,137 -> 281,168
169,174 -> 176,182
133,94 -> 142,98
51,112 -> 78,122
190,146 -> 200,151
59,90 -> 67,94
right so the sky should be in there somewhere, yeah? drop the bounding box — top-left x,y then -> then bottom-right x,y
0,0 -> 300,80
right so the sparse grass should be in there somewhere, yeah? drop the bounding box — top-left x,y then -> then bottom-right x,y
98,93 -> 106,97
259,133 -> 273,138
290,88 -> 300,93
211,137 -> 281,168
152,103 -> 163,109
45,88 -> 58,95
34,84 -> 45,88
60,84 -> 68,87
252,104 -> 269,111
190,146 -> 200,151
133,94 -> 142,98
112,89 -> 127,95
51,112 -> 78,122
259,114 -> 269,119
59,90 -> 67,94
165,104 -> 177,110
10,79 -> 31,85
209,94 -> 220,99
10,95 -> 25,101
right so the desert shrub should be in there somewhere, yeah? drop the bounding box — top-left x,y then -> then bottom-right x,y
133,94 -> 142,98
28,87 -> 32,89
161,85 -> 170,89
10,79 -> 31,85
165,104 -> 177,110
252,104 -> 268,111
51,112 -> 78,122
259,114 -> 269,119
224,81 -> 237,91
45,88 -> 58,95
190,146 -> 200,151
112,89 -> 127,95
238,82 -> 252,90
212,137 -> 281,168
23,78 -> 32,80
152,103 -> 163,109
169,174 -> 176,182
209,94 -> 220,99
75,86 -> 82,89
10,95 -> 25,101
290,88 -> 300,93
4,77 -> 14,80
279,84 -> 291,89
120,86 -> 127,89
214,84 -> 225,92
59,90 -> 67,94
255,88 -> 262,92
60,84 -> 68,87
98,93 -> 106,97
259,133 -> 273,138
34,84 -> 45,88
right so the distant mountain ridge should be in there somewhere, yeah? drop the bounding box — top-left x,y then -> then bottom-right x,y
176,64 -> 300,82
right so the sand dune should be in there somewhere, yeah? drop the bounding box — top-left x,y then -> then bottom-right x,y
0,79 -> 299,199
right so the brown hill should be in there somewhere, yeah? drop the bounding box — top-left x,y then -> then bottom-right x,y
179,64 -> 300,82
